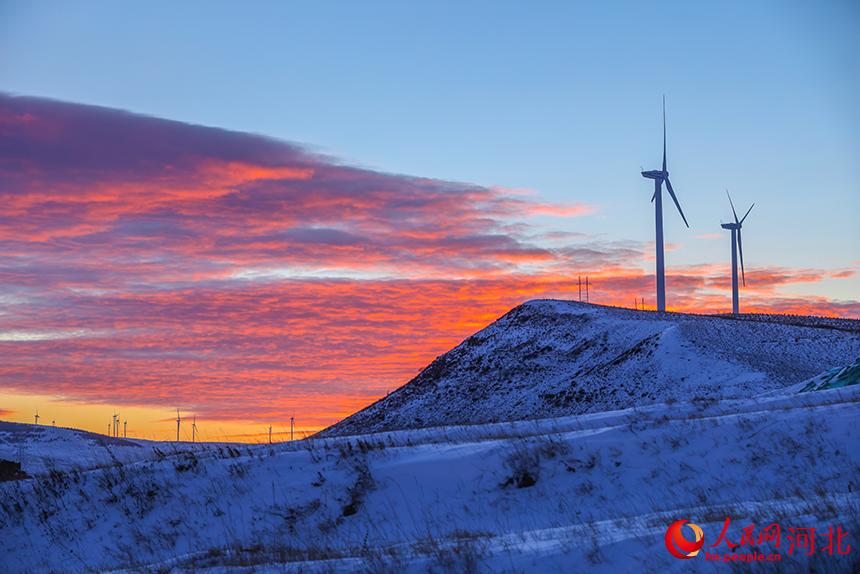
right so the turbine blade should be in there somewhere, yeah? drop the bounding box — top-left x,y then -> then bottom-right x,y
664,178 -> 689,227
726,190 -> 739,223
737,228 -> 746,286
662,95 -> 667,173
741,202 -> 755,224
651,188 -> 657,202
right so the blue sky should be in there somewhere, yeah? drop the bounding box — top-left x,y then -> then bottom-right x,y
2,0 -> 858,299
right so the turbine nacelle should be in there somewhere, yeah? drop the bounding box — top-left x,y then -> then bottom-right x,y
720,222 -> 740,230
641,169 -> 667,180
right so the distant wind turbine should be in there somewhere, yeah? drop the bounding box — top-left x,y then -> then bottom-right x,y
641,96 -> 689,312
721,191 -> 754,315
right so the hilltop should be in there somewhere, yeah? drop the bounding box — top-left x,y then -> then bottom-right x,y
322,300 -> 860,437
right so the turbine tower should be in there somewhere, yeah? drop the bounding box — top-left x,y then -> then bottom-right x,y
721,191 -> 754,315
641,96 -> 689,312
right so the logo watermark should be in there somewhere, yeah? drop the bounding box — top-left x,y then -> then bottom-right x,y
665,519 -> 704,559
665,516 -> 851,564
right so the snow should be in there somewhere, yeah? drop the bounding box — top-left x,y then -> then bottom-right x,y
2,381 -> 858,572
0,422 -> 225,476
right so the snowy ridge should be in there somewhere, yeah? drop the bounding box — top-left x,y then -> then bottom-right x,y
0,421 -> 224,476
322,300 -> 860,437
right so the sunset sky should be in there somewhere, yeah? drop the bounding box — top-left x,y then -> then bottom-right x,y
1,1 -> 858,440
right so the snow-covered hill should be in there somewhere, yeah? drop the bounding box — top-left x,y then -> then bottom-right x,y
1,381 -> 858,573
322,300 -> 860,437
0,421 -> 223,476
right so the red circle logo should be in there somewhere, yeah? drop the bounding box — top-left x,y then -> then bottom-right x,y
665,519 -> 704,559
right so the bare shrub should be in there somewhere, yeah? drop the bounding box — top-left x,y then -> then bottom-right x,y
342,457 -> 375,517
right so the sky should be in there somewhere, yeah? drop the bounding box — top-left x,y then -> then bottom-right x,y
0,1 -> 858,440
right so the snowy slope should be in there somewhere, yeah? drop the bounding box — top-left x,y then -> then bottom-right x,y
322,300 -> 860,437
0,421 -> 225,476
1,383 -> 858,573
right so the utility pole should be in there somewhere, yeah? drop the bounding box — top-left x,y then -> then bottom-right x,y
34,411 -> 40,425
176,409 -> 181,442
290,417 -> 295,441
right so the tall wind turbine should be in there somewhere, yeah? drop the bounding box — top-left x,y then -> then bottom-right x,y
721,191 -> 754,314
641,96 -> 689,312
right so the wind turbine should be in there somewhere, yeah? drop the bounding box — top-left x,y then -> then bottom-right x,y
641,96 -> 689,312
721,191 -> 754,315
